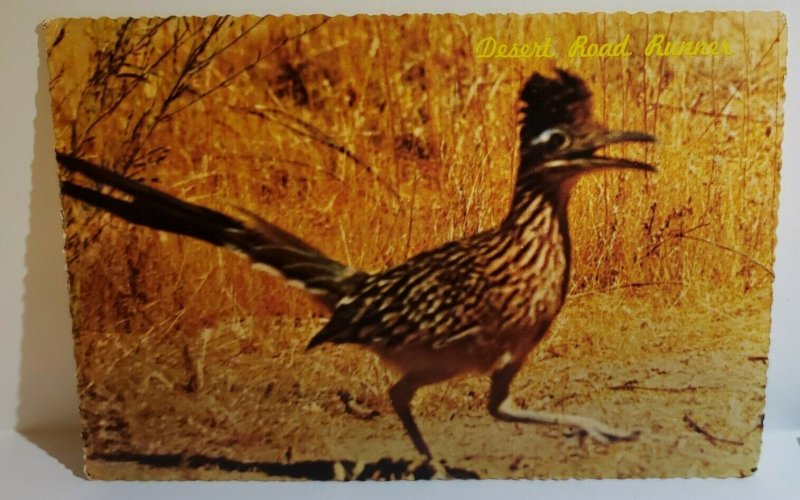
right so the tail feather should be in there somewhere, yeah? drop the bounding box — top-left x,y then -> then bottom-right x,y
56,152 -> 366,310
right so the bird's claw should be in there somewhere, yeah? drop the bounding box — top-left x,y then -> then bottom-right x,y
565,425 -> 640,445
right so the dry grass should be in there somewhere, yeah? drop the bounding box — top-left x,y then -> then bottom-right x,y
44,12 -> 785,479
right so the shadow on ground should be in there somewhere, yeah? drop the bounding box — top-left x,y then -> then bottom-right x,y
21,429 -> 85,478
89,452 -> 480,480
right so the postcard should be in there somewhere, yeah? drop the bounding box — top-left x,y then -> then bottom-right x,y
44,11 -> 786,480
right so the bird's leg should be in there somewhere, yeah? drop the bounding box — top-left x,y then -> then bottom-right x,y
389,374 -> 433,460
487,357 -> 638,443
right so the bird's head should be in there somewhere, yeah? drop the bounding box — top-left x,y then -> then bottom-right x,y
517,70 -> 655,193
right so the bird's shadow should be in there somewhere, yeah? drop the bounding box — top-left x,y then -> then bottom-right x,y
90,451 -> 481,480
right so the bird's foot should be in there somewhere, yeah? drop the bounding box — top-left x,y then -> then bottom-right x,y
565,421 -> 640,444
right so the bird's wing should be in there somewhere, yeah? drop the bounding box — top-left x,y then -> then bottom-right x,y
307,241 -> 489,348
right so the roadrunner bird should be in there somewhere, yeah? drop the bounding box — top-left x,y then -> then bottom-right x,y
57,69 -> 655,459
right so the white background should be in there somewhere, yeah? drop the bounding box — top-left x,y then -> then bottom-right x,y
1,0 -> 797,498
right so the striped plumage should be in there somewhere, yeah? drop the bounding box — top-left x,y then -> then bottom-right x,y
309,194 -> 567,356
57,69 -> 655,460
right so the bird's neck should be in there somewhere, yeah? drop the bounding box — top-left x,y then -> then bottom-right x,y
502,176 -> 574,302
503,173 -> 571,231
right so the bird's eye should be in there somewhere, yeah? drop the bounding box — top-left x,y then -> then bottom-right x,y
547,130 -> 567,149
532,128 -> 570,151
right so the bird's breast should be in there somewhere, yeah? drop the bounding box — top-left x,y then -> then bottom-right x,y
486,215 -> 569,335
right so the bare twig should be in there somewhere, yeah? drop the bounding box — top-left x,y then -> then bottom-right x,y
162,51 -> 263,120
238,105 -> 400,199
679,234 -> 774,277
241,106 -> 368,167
571,280 -> 685,298
205,15 -> 268,61
611,380 -> 707,393
262,17 -> 331,58
683,414 -> 744,446
645,222 -> 710,257
698,23 -> 786,140
654,102 -> 773,124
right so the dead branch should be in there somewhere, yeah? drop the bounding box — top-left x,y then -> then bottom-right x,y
611,380 -> 708,393
571,280 -> 685,298
679,234 -> 774,277
238,105 -> 400,200
683,414 -> 744,446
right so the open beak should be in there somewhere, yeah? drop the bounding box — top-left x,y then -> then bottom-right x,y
547,130 -> 656,172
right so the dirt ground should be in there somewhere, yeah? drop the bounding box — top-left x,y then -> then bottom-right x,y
76,287 -> 770,480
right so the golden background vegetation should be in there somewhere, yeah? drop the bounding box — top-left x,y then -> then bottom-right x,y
45,12 -> 785,479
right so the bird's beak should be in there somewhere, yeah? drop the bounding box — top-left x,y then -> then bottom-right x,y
547,130 -> 656,173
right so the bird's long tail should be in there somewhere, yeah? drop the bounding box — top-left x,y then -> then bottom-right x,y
56,152 -> 365,310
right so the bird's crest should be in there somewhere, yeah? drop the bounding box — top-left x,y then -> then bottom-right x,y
519,69 -> 592,147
